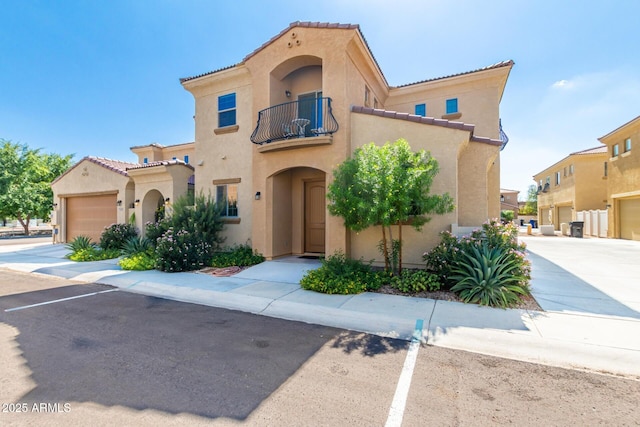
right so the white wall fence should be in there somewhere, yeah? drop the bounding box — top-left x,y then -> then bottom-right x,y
576,209 -> 608,238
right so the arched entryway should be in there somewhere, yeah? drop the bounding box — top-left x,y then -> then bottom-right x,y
268,167 -> 326,257
141,190 -> 166,226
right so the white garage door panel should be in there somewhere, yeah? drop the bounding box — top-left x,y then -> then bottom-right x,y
620,198 -> 640,241
66,194 -> 117,243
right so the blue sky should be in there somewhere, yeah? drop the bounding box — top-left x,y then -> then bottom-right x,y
2,0 -> 639,199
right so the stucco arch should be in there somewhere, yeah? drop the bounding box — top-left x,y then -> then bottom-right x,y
265,166 -> 327,258
140,189 -> 166,229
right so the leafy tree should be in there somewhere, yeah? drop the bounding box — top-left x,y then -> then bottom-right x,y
519,184 -> 538,215
328,139 -> 454,274
0,140 -> 73,235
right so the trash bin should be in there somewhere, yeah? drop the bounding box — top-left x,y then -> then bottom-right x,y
529,219 -> 538,228
569,221 -> 584,238
520,219 -> 524,226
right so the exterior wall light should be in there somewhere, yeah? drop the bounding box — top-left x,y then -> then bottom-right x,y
117,200 -> 122,206
255,191 -> 261,200
285,90 -> 291,98
135,199 -> 140,206
165,197 -> 170,203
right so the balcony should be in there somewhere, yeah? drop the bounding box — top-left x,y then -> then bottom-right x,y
250,97 -> 338,146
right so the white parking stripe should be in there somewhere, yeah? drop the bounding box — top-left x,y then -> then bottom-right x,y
4,289 -> 118,312
385,319 -> 424,427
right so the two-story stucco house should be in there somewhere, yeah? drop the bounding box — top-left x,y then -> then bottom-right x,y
52,21 -> 513,266
598,115 -> 640,240
533,146 -> 608,230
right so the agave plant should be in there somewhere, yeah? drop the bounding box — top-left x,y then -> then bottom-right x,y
449,243 -> 528,308
121,236 -> 152,257
65,235 -> 96,254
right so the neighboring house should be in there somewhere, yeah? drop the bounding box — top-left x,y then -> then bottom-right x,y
52,21 -> 514,267
533,146 -> 608,230
500,189 -> 520,218
598,115 -> 640,240
51,143 -> 194,243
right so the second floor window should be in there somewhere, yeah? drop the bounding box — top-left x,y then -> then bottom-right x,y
218,93 -> 236,128
184,155 -> 189,164
625,138 -> 632,153
555,172 -> 561,185
613,144 -> 619,157
446,98 -> 458,114
415,103 -> 426,117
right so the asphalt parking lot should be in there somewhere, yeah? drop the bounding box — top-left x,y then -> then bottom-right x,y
2,269 -> 640,426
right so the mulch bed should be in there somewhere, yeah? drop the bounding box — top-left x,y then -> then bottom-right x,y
374,284 -> 543,311
197,266 -> 246,277
197,265 -> 543,311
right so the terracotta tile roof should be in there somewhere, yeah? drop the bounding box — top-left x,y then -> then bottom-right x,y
570,145 -> 608,155
351,106 -> 503,147
395,60 -> 515,88
126,159 -> 194,171
129,141 -> 195,150
51,156 -> 138,185
180,21 -> 387,86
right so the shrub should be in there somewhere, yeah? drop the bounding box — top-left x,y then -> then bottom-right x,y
449,243 -> 529,308
66,235 -> 96,255
99,223 -> 138,251
423,219 -> 531,290
390,269 -> 442,293
211,243 -> 265,267
119,250 -> 156,271
146,193 -> 225,252
68,247 -> 120,262
121,236 -> 152,257
300,252 -> 385,294
154,228 -> 213,272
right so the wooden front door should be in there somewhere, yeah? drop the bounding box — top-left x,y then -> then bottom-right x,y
304,180 -> 325,253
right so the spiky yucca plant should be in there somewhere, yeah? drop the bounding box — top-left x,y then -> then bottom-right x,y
450,243 -> 528,308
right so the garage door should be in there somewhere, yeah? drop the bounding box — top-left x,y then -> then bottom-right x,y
558,206 -> 572,228
66,194 -> 117,243
620,198 -> 640,241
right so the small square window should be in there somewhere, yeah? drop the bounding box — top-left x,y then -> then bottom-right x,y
143,157 -> 148,164
446,98 -> 458,114
624,138 -> 631,153
218,93 -> 236,128
216,184 -> 238,217
613,144 -> 619,157
415,103 -> 426,117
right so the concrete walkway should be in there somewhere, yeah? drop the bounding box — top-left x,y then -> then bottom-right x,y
1,236 -> 639,378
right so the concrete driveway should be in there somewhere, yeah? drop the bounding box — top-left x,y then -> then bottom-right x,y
520,234 -> 640,318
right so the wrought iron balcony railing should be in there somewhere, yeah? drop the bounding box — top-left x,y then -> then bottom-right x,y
250,97 -> 339,145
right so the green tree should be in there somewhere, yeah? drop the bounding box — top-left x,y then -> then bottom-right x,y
0,140 -> 73,235
520,184 -> 538,215
328,139 -> 454,274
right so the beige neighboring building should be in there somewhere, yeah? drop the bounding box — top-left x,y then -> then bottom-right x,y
500,189 -> 520,218
51,143 -> 194,243
598,115 -> 640,240
52,21 -> 514,266
533,146 -> 608,230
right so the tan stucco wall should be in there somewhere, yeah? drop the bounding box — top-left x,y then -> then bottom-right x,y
385,68 -> 509,139
183,66 -> 254,248
51,159 -> 133,242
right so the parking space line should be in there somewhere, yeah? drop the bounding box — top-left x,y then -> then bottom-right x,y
4,289 -> 118,312
385,319 -> 424,427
